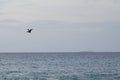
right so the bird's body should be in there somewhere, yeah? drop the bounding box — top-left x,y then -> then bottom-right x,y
27,29 -> 33,33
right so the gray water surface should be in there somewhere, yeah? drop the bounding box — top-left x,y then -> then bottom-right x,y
0,52 -> 120,80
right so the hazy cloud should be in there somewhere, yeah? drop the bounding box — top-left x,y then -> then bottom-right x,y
0,0 -> 120,22
0,0 -> 9,7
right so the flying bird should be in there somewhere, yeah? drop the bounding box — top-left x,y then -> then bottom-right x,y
27,29 -> 33,33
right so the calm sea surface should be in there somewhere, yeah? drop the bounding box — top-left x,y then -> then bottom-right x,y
0,52 -> 120,80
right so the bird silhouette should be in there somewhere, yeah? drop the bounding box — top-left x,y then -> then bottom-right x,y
27,29 -> 33,33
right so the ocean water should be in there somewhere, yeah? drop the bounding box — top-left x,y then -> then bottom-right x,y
0,52 -> 120,80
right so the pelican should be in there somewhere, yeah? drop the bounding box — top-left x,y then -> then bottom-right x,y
27,29 -> 33,33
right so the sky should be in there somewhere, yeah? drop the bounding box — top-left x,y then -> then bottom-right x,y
0,0 -> 120,52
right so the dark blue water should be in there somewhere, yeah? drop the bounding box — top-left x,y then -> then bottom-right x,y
0,52 -> 120,80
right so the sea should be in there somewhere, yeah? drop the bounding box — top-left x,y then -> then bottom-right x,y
0,52 -> 120,80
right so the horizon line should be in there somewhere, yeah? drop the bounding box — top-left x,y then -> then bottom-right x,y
0,51 -> 120,53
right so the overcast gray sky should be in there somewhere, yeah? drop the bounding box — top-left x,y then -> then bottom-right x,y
0,0 -> 120,52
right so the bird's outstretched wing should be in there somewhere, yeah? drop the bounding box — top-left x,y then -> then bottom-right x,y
27,29 -> 33,33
